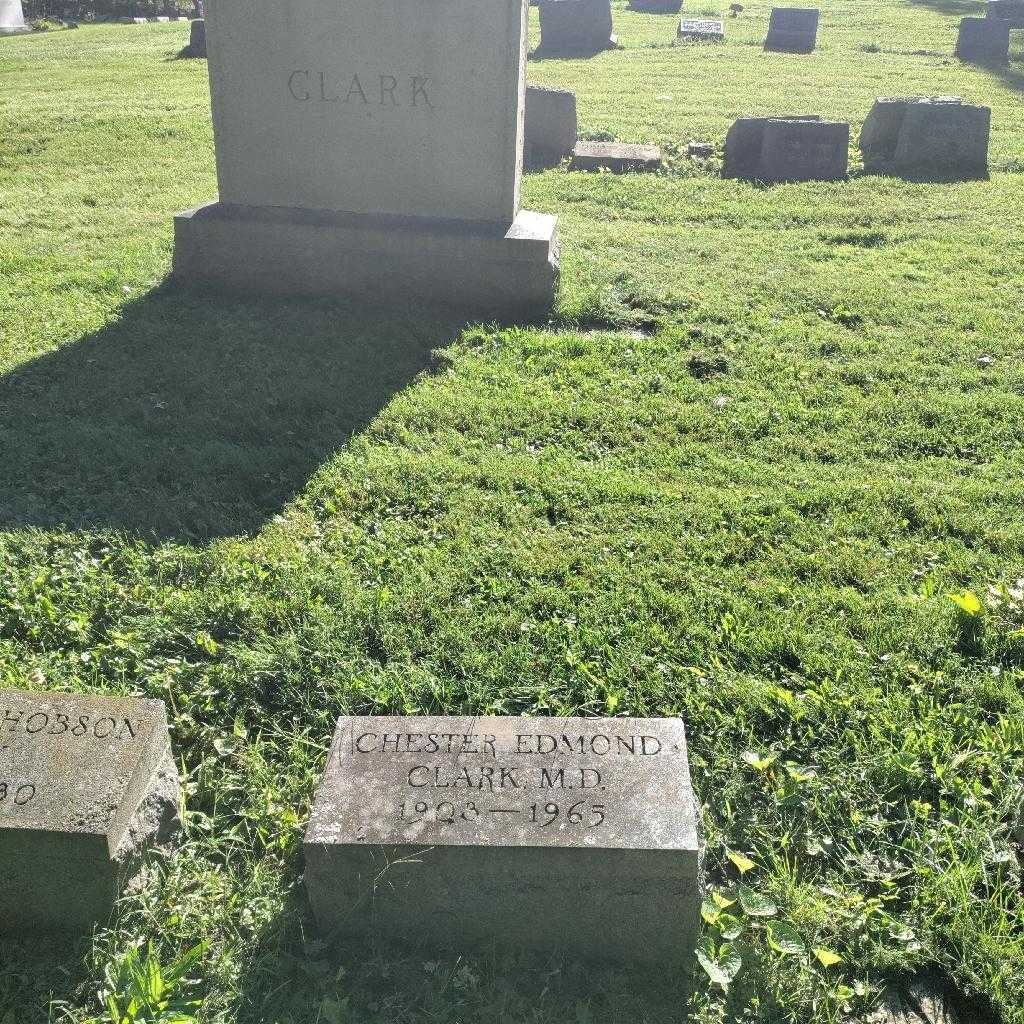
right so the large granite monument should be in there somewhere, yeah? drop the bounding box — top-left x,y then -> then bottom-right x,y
0,0 -> 29,34
0,689 -> 181,932
305,716 -> 701,968
955,17 -> 1010,63
174,0 -> 559,318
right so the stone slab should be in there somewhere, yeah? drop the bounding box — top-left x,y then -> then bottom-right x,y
174,202 -> 559,319
536,0 -> 617,55
860,96 -> 989,179
0,0 -> 29,33
570,140 -> 663,172
764,6 -> 819,52
0,689 -> 181,932
304,716 -> 701,965
678,17 -> 725,40
955,16 -> 1010,63
205,0 -> 529,225
525,84 -> 578,167
183,17 -> 205,57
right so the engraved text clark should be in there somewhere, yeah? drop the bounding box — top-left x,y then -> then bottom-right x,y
288,70 -> 434,108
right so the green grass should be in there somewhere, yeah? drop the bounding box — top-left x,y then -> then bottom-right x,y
1,3 -> 1023,1022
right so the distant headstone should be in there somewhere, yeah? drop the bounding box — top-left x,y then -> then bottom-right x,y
183,17 -> 205,57
571,140 -> 664,172
0,689 -> 181,932
764,7 -> 819,52
860,96 -> 990,179
525,85 -> 578,168
536,0 -> 617,55
955,16 -> 1010,63
173,0 -> 559,318
629,0 -> 683,12
305,716 -> 701,968
678,17 -> 725,40
0,0 -> 29,34
724,115 -> 847,182
986,0 -> 1024,26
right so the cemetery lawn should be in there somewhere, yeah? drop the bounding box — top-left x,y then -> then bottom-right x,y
1,3 -> 1023,1023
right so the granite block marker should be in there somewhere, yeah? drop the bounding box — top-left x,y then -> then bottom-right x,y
0,689 -> 181,932
305,716 -> 701,969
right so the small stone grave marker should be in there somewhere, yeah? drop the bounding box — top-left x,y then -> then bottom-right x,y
861,96 -> 990,179
571,140 -> 663,172
525,85 -> 578,167
536,0 -> 617,56
764,6 -> 819,52
987,0 -> 1024,26
305,716 -> 701,967
955,17 -> 1010,63
724,114 -> 847,182
0,689 -> 181,932
678,17 -> 725,40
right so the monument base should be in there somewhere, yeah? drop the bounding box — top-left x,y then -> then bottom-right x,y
0,26 -> 30,34
173,202 -> 559,319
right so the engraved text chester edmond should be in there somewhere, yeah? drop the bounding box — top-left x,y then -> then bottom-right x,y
349,727 -> 666,834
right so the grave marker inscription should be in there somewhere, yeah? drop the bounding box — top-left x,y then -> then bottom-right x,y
305,716 -> 701,967
0,689 -> 181,932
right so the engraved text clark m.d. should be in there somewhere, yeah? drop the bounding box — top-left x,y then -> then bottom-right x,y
288,70 -> 434,108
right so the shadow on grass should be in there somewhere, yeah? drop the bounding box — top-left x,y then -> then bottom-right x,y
0,283 -> 461,543
233,893 -> 690,1024
0,932 -> 93,1020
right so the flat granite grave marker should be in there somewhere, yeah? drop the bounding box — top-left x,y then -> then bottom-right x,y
0,689 -> 181,932
570,140 -> 664,172
0,0 -> 29,34
955,17 -> 1010,63
173,0 -> 558,318
536,0 -> 617,56
678,17 -> 725,41
305,716 -> 701,968
764,6 -> 819,52
861,96 -> 990,179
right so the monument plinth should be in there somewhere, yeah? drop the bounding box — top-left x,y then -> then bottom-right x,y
173,0 -> 558,318
0,0 -> 29,35
304,716 -> 701,969
0,689 -> 181,932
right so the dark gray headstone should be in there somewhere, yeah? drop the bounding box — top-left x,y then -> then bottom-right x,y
0,689 -> 181,933
861,96 -> 990,179
536,0 -> 617,55
305,716 -> 701,969
629,0 -> 682,12
185,17 -> 206,57
723,114 -> 821,179
759,118 -> 849,182
678,17 -> 725,40
764,6 -> 819,52
986,0 -> 1024,26
571,140 -> 664,172
525,85 -> 578,167
955,17 -> 1010,63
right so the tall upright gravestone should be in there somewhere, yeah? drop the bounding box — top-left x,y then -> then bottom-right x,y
174,0 -> 559,318
305,716 -> 701,972
0,0 -> 29,34
0,689 -> 181,932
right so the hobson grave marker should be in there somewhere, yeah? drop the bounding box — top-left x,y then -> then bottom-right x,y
174,0 -> 558,318
304,716 -> 701,971
0,689 -> 181,932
